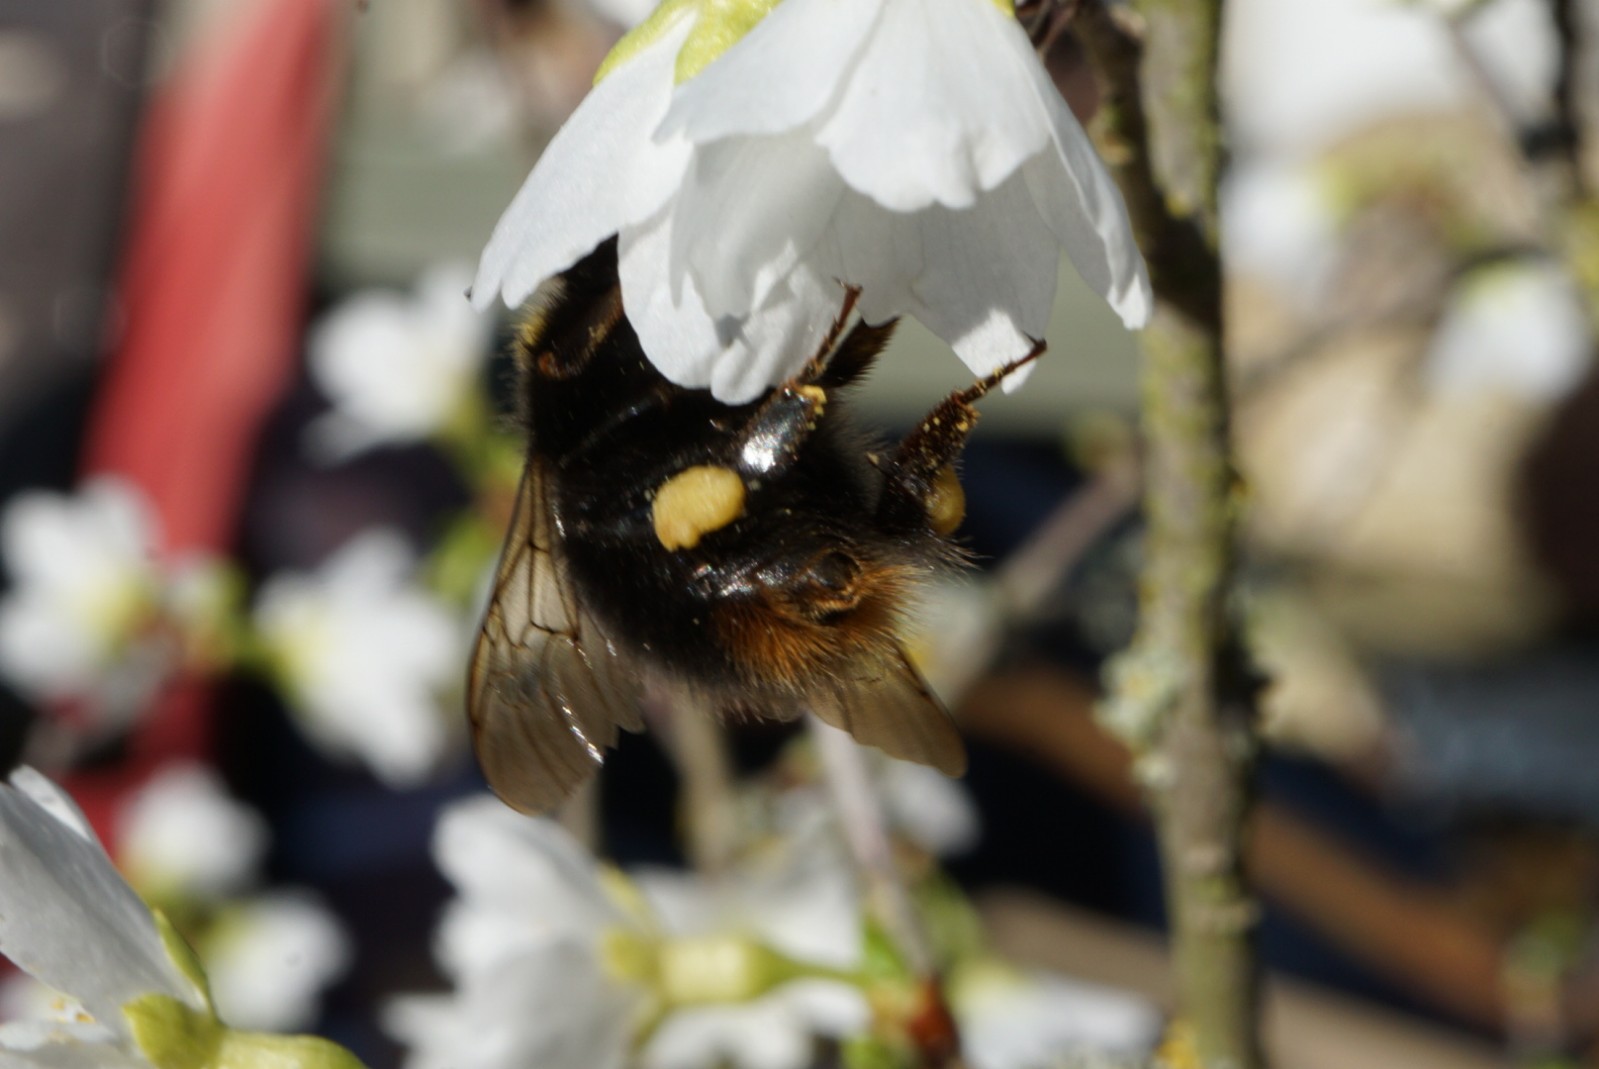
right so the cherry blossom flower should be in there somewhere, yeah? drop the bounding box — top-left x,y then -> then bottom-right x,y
0,480 -> 235,732
0,480 -> 164,717
388,796 -> 866,1069
1423,260 -> 1592,402
951,962 -> 1160,1069
0,767 -> 364,1069
202,892 -> 353,1033
253,530 -> 465,786
473,0 -> 1150,404
116,764 -> 269,901
305,265 -> 491,462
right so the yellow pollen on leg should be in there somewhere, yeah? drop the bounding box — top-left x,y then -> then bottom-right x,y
653,465 -> 747,550
926,465 -> 967,536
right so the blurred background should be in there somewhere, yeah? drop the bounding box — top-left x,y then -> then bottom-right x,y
1,0 -> 1597,1066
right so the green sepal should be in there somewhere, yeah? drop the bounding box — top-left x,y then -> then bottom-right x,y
124,995 -> 222,1069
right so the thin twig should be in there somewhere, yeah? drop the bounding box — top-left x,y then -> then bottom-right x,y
668,707 -> 739,876
808,716 -> 933,975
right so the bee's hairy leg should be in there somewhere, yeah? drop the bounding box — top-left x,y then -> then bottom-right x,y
733,379 -> 831,481
731,287 -> 881,484
878,338 -> 1048,533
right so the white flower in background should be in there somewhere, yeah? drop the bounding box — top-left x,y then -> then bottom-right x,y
305,264 -> 491,463
388,797 -> 867,1069
0,479 -> 161,713
877,759 -> 980,858
1424,260 -> 1593,402
950,962 -> 1160,1069
203,892 -> 352,1033
116,763 -> 268,901
1225,0 -> 1557,156
584,0 -> 658,31
253,529 -> 463,787
473,0 -> 1150,404
0,767 -> 364,1069
1222,160 -> 1341,307
774,755 -> 980,859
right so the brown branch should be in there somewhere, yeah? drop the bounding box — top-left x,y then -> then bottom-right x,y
1076,2 -> 1263,1066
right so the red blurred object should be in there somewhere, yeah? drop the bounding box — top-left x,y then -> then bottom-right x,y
68,0 -> 346,838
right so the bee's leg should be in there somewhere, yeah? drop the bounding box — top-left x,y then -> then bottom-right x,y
731,289 -> 885,482
878,338 -> 1048,535
794,285 -> 862,383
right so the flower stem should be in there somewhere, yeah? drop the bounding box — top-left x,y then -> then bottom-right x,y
668,705 -> 738,875
1077,2 -> 1264,1066
807,717 -> 932,977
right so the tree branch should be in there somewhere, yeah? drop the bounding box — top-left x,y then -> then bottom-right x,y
1077,2 -> 1263,1066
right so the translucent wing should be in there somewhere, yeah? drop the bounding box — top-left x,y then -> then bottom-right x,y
467,460 -> 644,814
810,648 -> 967,776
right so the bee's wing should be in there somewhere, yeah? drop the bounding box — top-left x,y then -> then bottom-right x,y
468,460 -> 644,814
811,649 -> 967,776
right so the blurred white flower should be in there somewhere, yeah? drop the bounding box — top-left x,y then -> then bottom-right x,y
0,479 -> 162,715
951,963 -> 1160,1069
1424,260 -> 1593,402
1222,160 -> 1341,307
877,759 -> 980,858
203,892 -> 352,1033
116,763 -> 268,901
389,797 -> 867,1069
583,0 -> 658,30
253,529 -> 464,787
473,0 -> 1149,404
0,767 -> 365,1069
305,264 -> 491,463
1225,0 -> 1556,156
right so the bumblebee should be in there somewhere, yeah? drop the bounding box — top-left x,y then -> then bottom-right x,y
468,238 -> 1042,814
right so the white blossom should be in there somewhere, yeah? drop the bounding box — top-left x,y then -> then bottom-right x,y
253,530 -> 464,787
0,768 -> 364,1069
305,264 -> 491,462
389,797 -> 868,1069
0,767 -> 208,1064
952,963 -> 1160,1069
0,480 -> 163,718
1424,260 -> 1592,402
202,892 -> 352,1033
473,0 -> 1149,404
115,764 -> 268,901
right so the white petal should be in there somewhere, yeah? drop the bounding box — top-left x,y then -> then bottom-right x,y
0,1020 -> 145,1069
116,764 -> 268,899
658,0 -> 883,143
1424,260 -> 1592,402
671,130 -> 846,319
431,798 -> 627,977
616,208 -> 724,392
642,981 -> 867,1069
1018,89 -> 1152,330
706,275 -> 841,404
472,12 -> 696,312
958,968 -> 1160,1069
203,892 -> 351,1032
815,0 -> 1047,212
878,759 -> 980,856
254,531 -> 464,786
0,770 -> 204,1040
807,173 -> 1057,387
386,948 -> 638,1069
